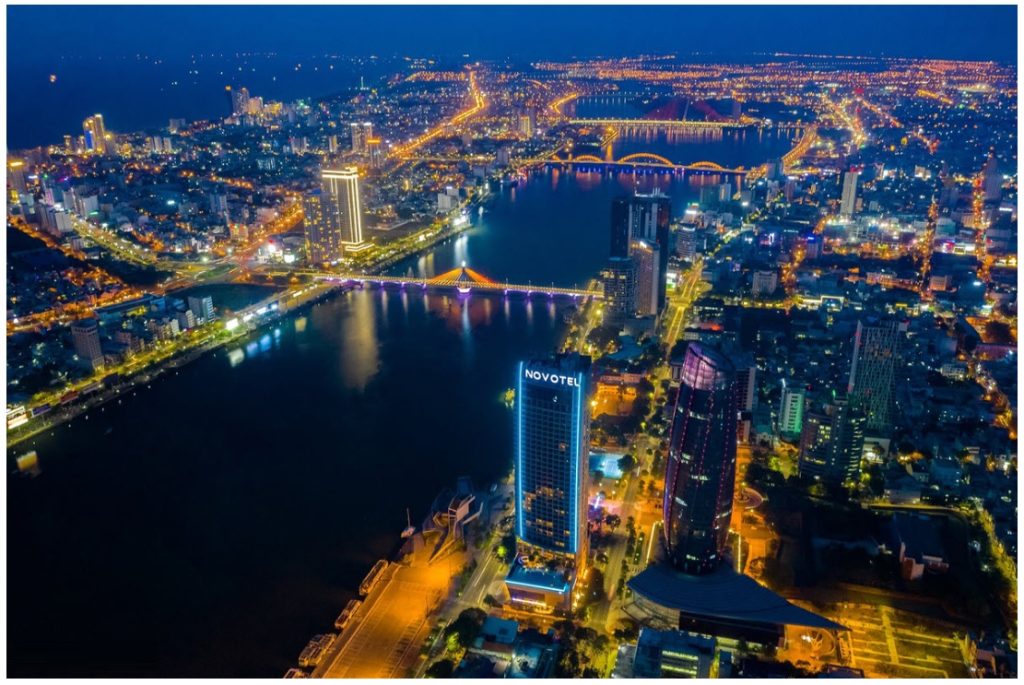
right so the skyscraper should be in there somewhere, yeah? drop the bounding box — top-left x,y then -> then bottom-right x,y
663,344 -> 738,574
798,397 -> 866,485
350,122 -> 372,154
227,86 -> 250,117
610,193 -> 672,311
631,239 -> 659,317
601,256 -> 638,321
508,354 -> 591,611
840,170 -> 859,216
778,382 -> 805,437
302,191 -> 341,265
82,115 -> 107,154
71,318 -> 104,371
318,166 -> 367,252
848,318 -> 903,436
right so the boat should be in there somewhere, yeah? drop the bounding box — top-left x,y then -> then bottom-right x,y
333,598 -> 362,631
358,559 -> 389,596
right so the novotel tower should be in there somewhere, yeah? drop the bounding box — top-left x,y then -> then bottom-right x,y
508,354 -> 591,610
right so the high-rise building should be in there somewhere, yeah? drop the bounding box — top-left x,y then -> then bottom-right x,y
676,225 -> 703,262
302,191 -> 341,265
840,171 -> 859,216
350,122 -> 373,154
317,166 -> 367,252
610,193 -> 672,311
8,160 -> 27,196
631,239 -> 660,317
733,355 -> 757,412
71,318 -> 104,371
601,256 -> 637,321
983,152 -> 1002,201
848,318 -> 903,436
663,344 -> 738,574
366,137 -> 384,170
82,114 -> 107,154
798,398 -> 866,485
227,86 -> 250,117
517,108 -> 537,138
187,295 -> 215,323
778,382 -> 805,437
508,354 -> 591,612
751,270 -> 778,296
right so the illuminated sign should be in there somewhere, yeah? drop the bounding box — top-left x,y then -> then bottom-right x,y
523,368 -> 580,387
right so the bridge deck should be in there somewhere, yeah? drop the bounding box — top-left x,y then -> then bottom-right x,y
310,272 -> 602,298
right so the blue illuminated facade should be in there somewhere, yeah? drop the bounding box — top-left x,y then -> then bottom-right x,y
510,354 -> 591,612
514,354 -> 590,559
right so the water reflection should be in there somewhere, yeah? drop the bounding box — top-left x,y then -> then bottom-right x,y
338,290 -> 380,390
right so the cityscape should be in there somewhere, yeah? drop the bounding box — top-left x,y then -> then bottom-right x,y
4,4 -> 1019,680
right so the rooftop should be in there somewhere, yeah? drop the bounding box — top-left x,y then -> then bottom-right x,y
628,563 -> 847,631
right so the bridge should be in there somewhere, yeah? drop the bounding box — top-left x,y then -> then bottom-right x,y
547,152 -> 749,175
296,263 -> 603,299
570,117 -> 756,130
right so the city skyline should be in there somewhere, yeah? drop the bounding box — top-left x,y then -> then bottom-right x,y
5,4 -> 1018,680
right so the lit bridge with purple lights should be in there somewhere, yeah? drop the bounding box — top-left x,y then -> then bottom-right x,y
305,263 -> 603,299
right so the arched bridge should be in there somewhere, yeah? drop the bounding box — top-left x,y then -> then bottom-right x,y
299,263 -> 603,299
547,152 -> 747,175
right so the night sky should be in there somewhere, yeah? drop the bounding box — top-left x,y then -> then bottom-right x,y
7,5 -> 1018,63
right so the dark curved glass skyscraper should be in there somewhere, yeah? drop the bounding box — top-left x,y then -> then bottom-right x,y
663,344 -> 738,574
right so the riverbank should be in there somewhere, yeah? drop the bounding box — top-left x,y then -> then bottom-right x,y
6,197 -> 490,452
6,281 -> 345,452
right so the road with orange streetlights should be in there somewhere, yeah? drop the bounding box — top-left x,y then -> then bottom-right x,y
389,69 -> 487,161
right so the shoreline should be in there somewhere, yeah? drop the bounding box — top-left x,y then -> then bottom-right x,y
7,188 -> 499,454
6,196 -> 489,453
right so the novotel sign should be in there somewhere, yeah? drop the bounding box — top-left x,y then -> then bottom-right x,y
524,369 -> 580,387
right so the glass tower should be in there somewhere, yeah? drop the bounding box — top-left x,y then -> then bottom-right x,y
663,344 -> 738,574
515,354 -> 591,561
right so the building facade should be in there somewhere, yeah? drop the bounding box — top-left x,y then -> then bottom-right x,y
848,318 -> 903,436
509,354 -> 591,611
663,344 -> 738,574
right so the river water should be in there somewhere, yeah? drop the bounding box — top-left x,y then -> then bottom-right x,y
7,146 -> 792,676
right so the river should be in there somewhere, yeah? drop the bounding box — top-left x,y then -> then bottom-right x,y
7,145 -> 792,676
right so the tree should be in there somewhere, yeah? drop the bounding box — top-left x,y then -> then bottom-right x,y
425,659 -> 455,678
444,608 -> 486,649
604,514 -> 621,531
618,454 -> 636,473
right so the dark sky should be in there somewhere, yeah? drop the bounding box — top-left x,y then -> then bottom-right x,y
6,5 -> 1018,63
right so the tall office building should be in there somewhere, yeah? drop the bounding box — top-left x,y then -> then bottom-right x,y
318,166 -> 367,252
508,354 -> 591,611
778,382 -> 805,437
847,318 -> 902,436
601,256 -> 638,321
631,239 -> 660,317
610,193 -> 671,311
840,170 -> 859,216
71,318 -> 104,371
82,114 -> 107,154
798,398 -> 866,485
350,122 -> 373,154
734,357 -> 757,412
663,344 -> 738,575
